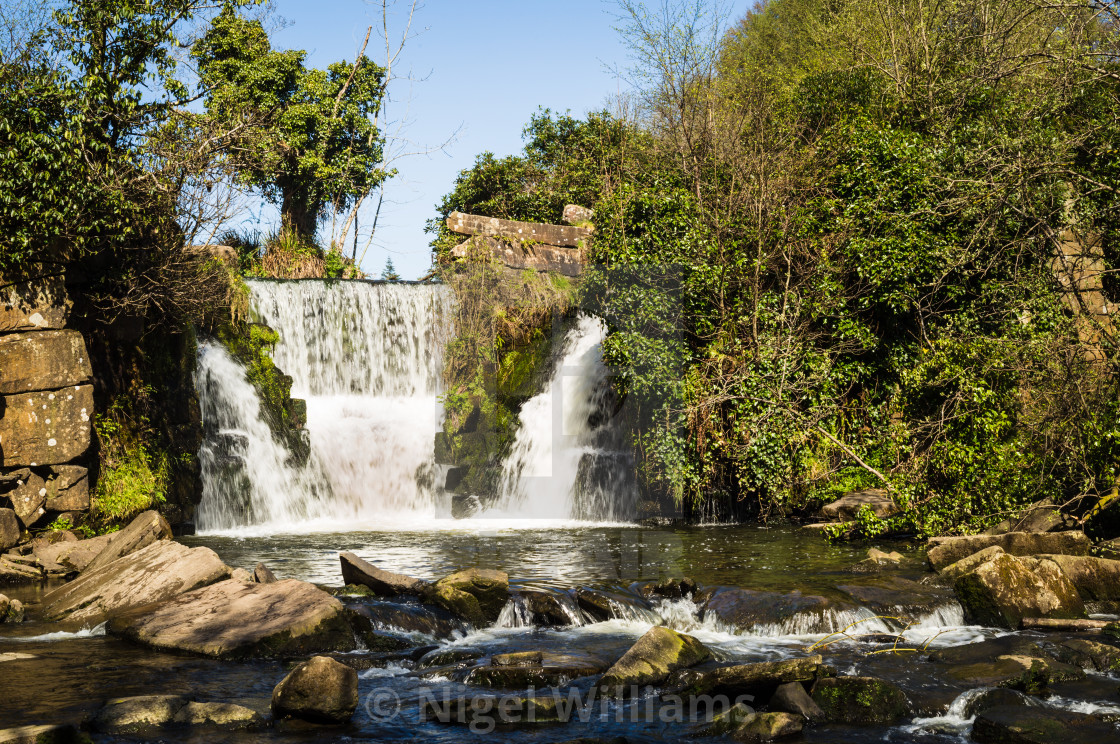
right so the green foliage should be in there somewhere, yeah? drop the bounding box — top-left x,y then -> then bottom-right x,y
195,4 -> 389,241
92,406 -> 168,525
381,257 -> 401,281
432,0 -> 1120,532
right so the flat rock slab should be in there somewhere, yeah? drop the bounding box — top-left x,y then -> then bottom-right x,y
466,651 -> 608,688
0,330 -> 91,395
926,531 -> 1090,571
92,695 -> 262,733
0,724 -> 85,744
34,532 -> 114,574
447,211 -> 592,248
108,578 -> 356,659
40,540 -> 230,624
83,510 -> 172,573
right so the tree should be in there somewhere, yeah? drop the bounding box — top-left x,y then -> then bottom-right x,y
380,256 -> 400,281
194,5 -> 389,244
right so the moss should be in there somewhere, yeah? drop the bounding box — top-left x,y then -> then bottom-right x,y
214,319 -> 307,462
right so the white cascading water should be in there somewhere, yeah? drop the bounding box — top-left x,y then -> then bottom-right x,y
195,281 -> 636,530
194,340 -> 332,529
489,315 -> 638,521
196,280 -> 453,531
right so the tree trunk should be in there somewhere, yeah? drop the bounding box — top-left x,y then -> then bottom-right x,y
280,187 -> 321,245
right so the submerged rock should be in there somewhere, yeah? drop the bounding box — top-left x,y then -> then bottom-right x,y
972,704 -> 1120,744
416,647 -> 485,670
701,588 -> 844,633
339,552 -> 427,596
423,568 -> 508,626
108,578 -> 355,659
729,711 -> 803,742
466,651 -> 608,688
635,577 -> 698,600
809,676 -> 911,724
835,575 -> 954,621
517,589 -> 582,626
953,552 -> 1085,628
346,599 -> 463,639
575,587 -> 653,622
598,626 -> 710,696
1050,639 -> 1120,673
91,695 -> 261,733
40,540 -> 230,624
960,688 -> 1044,718
422,694 -> 562,726
0,725 -> 88,743
926,531 -> 1090,571
942,654 -> 1083,692
271,655 -> 359,724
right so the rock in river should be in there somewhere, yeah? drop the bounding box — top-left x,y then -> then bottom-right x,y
91,695 -> 261,733
953,552 -> 1085,628
972,704 -> 1120,744
423,567 -> 508,626
809,676 -> 911,724
926,530 -> 1090,571
40,540 -> 230,624
339,551 -> 427,596
598,626 -> 710,696
108,578 -> 356,659
271,655 -> 359,724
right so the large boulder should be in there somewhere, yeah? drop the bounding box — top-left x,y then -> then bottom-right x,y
271,656 -> 358,724
39,540 -> 230,623
972,705 -> 1120,744
810,676 -> 911,724
927,531 -> 1090,571
669,655 -> 833,699
83,510 -> 172,573
941,654 -> 1083,692
701,588 -> 843,633
423,568 -> 508,625
598,626 -> 710,696
953,553 -> 1086,628
1032,554 -> 1120,602
819,488 -> 897,521
108,579 -> 356,659
0,385 -> 93,467
0,330 -> 92,395
339,552 -> 427,596
0,508 -> 20,550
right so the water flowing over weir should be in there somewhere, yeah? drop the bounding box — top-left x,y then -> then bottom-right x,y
196,280 -> 454,531
490,315 -> 638,521
194,280 -> 637,531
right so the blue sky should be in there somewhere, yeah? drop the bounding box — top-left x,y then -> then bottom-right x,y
262,0 -> 750,279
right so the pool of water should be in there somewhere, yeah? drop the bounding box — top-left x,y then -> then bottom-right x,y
1,524 -> 1118,743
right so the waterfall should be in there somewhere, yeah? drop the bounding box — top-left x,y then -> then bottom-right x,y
195,279 -> 636,530
195,280 -> 453,532
490,315 -> 638,521
194,340 -> 331,530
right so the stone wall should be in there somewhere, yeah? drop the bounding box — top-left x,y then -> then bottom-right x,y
446,208 -> 591,278
0,277 -> 93,549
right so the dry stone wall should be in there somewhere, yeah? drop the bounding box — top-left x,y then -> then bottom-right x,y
0,277 -> 94,548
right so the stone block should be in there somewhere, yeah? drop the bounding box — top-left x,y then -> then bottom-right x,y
0,330 -> 91,394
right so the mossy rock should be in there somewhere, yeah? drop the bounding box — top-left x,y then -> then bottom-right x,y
953,553 -> 1085,629
423,568 -> 509,626
1052,639 -> 1120,673
810,676 -> 911,724
598,626 -> 711,696
972,704 -> 1120,744
730,711 -> 803,743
